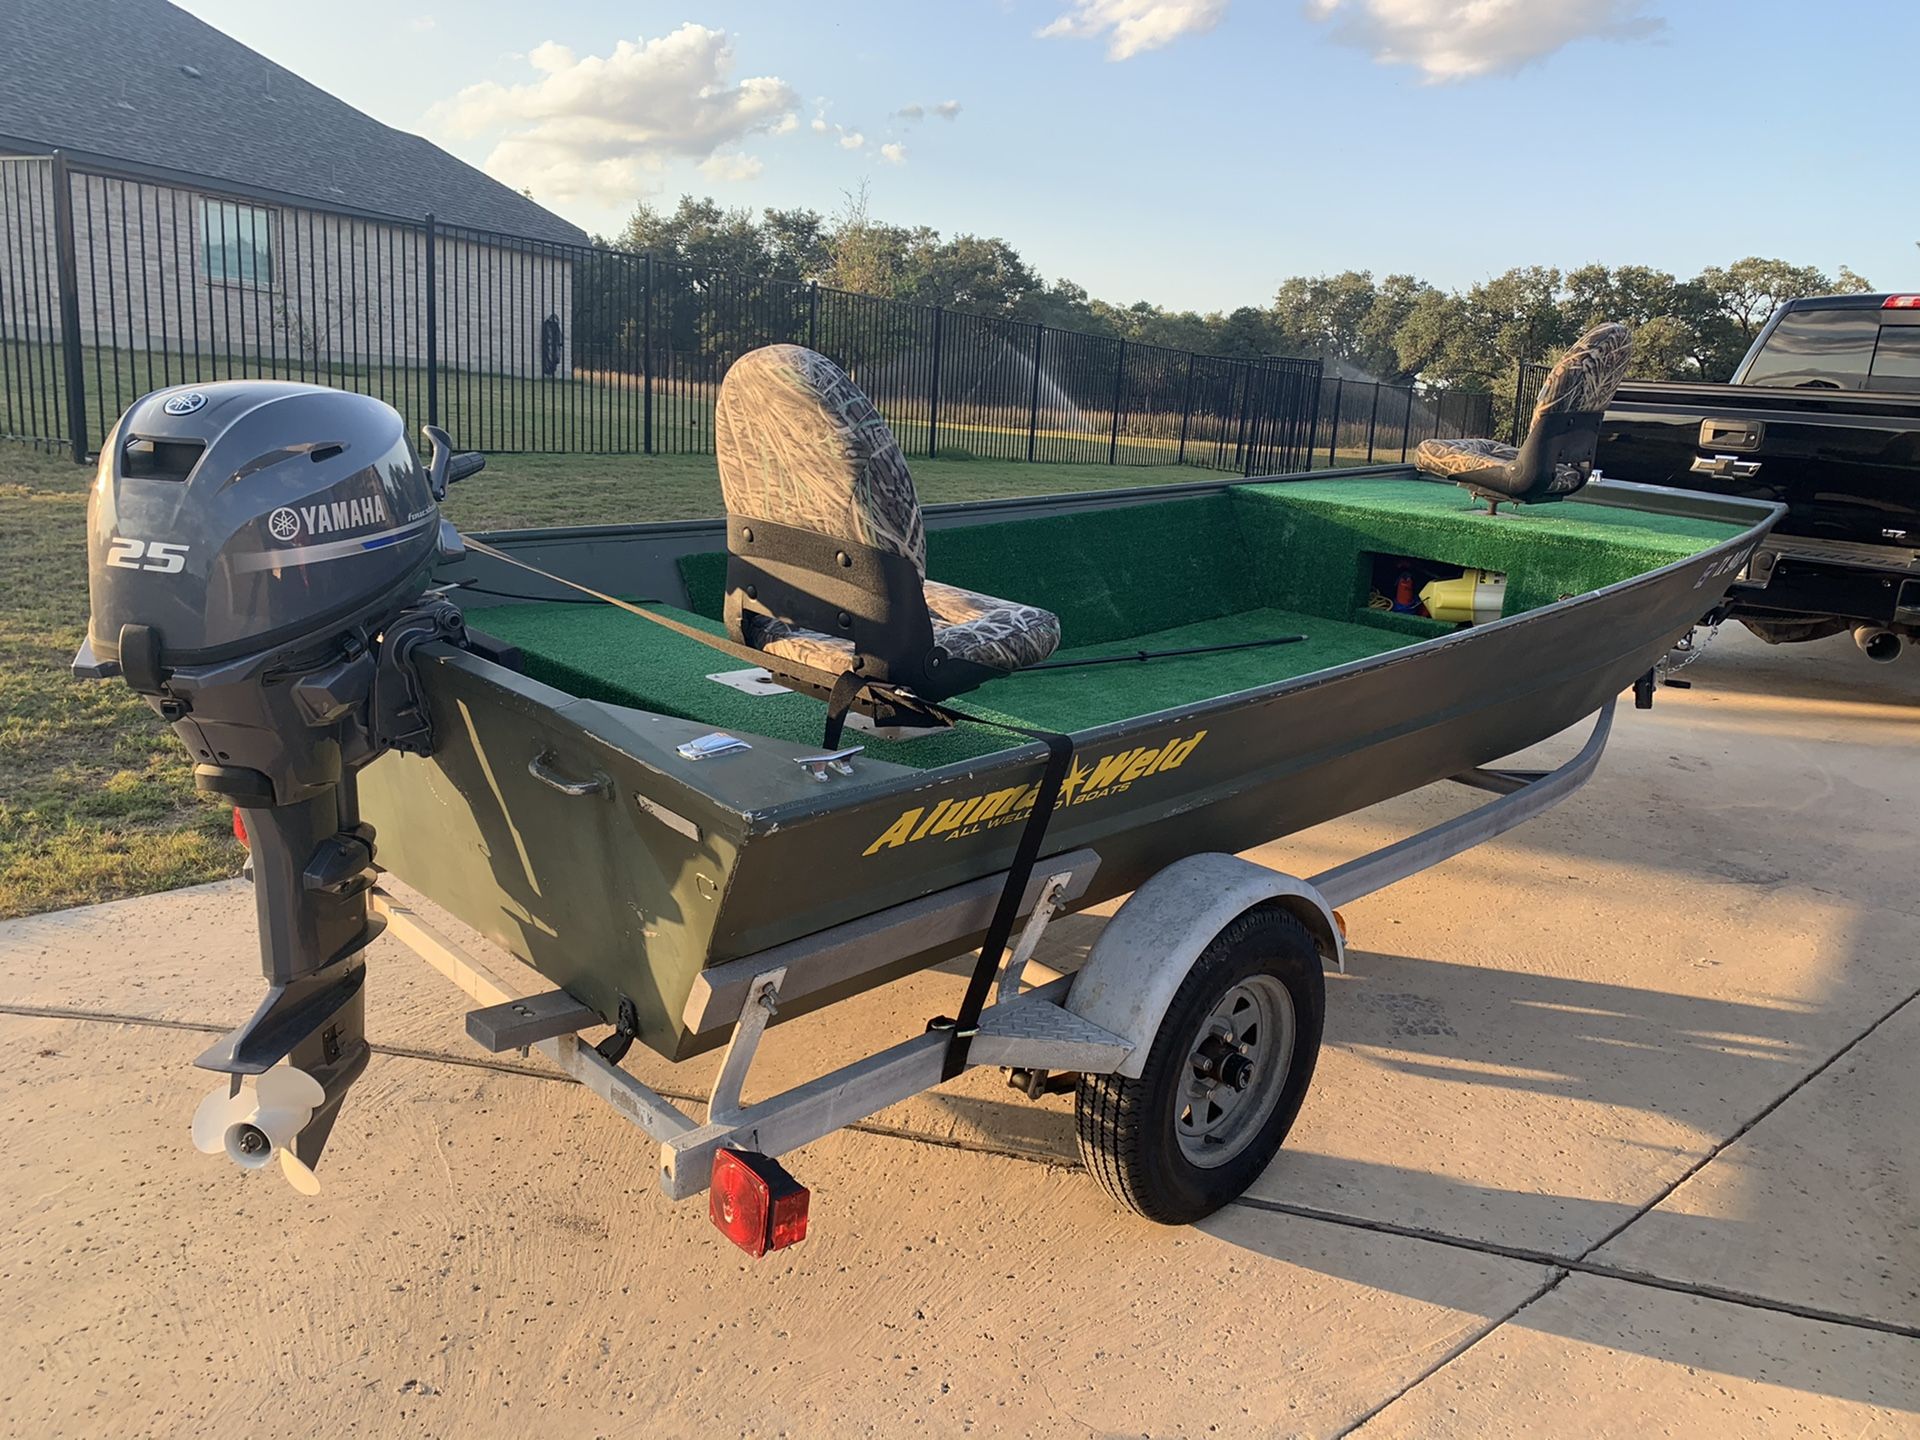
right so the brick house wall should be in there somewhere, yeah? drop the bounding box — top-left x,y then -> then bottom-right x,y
0,159 -> 574,380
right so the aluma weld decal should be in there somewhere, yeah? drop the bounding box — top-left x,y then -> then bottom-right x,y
863,730 -> 1208,855
1696,544 -> 1754,589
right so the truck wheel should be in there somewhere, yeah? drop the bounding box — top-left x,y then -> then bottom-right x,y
1075,905 -> 1325,1225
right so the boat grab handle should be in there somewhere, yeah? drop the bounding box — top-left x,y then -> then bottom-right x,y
528,748 -> 611,798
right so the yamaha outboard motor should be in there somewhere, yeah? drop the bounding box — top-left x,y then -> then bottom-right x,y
74,381 -> 478,1192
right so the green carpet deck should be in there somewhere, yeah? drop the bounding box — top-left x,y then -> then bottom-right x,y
1232,478 -> 1736,617
472,476 -> 1742,770
475,603 -> 1404,768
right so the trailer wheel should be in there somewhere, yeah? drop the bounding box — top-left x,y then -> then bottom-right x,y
1075,905 -> 1324,1225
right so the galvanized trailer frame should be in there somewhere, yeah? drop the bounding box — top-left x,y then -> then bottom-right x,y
369,699 -> 1615,1204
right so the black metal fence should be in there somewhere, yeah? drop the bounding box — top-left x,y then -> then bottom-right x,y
0,153 -> 73,451
1308,374 -> 1493,469
1511,361 -> 1554,443
1,152 -> 1491,474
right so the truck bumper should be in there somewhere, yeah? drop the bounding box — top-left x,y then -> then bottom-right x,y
1735,542 -> 1920,631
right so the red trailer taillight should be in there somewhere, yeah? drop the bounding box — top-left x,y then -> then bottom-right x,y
1883,296 -> 1920,309
709,1149 -> 809,1257
232,807 -> 248,846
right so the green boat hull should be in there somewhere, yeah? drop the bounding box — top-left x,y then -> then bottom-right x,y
360,469 -> 1778,1060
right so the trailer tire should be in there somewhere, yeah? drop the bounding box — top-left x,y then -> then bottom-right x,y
1075,904 -> 1324,1225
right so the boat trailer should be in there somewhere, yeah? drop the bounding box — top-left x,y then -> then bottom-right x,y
369,701 -> 1615,1254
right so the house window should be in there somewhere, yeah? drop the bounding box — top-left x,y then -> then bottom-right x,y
200,199 -> 273,285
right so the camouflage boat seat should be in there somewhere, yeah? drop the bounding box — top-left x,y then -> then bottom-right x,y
715,344 -> 1061,707
1415,323 -> 1632,512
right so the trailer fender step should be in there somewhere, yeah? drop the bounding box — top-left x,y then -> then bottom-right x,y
968,996 -> 1130,1072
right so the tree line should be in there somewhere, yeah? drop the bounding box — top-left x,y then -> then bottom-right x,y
609,191 -> 1874,390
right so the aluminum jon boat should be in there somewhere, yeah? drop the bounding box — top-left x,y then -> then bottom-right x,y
78,342 -> 1780,1251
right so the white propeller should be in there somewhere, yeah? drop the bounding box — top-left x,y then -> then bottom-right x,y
190,1065 -> 327,1193
278,1147 -> 323,1196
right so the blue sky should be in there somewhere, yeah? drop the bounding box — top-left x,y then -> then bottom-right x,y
174,0 -> 1916,313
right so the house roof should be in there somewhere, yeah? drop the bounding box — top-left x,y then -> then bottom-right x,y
0,0 -> 588,246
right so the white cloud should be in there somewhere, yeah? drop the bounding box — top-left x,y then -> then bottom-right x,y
1306,0 -> 1662,81
426,24 -> 798,205
879,142 -> 907,165
408,16 -> 437,33
807,110 -> 872,150
894,99 -> 962,123
1038,0 -> 1227,60
699,152 -> 764,182
770,112 -> 800,135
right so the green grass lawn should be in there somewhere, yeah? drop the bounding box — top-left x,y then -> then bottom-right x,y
440,450 -> 1230,530
0,441 -> 1229,919
0,444 -> 238,918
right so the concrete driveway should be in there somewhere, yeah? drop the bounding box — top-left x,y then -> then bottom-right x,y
2,626 -> 1915,1437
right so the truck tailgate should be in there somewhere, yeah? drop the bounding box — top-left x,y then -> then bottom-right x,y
1600,381 -> 1920,549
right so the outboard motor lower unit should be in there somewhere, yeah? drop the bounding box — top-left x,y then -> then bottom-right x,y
75,381 -> 479,1191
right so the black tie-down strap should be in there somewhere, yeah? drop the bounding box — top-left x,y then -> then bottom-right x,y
926,709 -> 1075,1081
821,669 -> 868,751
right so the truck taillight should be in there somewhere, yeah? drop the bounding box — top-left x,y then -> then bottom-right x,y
709,1149 -> 809,1257
232,807 -> 248,846
1883,296 -> 1920,309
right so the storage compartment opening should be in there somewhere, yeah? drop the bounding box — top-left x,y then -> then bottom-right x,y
1363,552 -> 1508,627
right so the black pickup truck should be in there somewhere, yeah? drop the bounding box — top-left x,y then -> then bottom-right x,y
1596,293 -> 1920,661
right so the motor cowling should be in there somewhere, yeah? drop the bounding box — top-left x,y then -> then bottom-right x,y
81,381 -> 442,673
